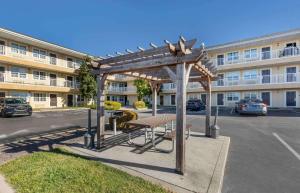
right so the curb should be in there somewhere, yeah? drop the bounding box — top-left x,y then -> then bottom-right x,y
33,107 -> 89,113
207,136 -> 231,193
0,175 -> 14,193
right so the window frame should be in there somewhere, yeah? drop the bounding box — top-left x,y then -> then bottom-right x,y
11,42 -> 27,55
33,93 -> 47,102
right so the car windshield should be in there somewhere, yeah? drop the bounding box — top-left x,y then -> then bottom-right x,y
5,98 -> 27,104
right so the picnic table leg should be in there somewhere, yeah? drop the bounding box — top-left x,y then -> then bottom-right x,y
152,127 -> 156,149
145,128 -> 148,143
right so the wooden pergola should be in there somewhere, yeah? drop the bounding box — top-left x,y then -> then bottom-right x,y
91,37 -> 217,174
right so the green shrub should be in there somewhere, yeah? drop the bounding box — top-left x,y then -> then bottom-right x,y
109,110 -> 138,129
133,101 -> 146,109
105,101 -> 121,110
87,101 -> 121,110
88,103 -> 96,109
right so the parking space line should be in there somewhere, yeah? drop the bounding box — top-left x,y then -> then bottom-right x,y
273,132 -> 300,161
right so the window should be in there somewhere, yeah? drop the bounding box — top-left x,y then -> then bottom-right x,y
33,48 -> 46,59
243,70 -> 257,80
244,92 -> 257,100
217,74 -> 224,86
75,59 -> 83,69
34,93 -> 46,102
171,95 -> 176,105
10,92 -> 29,102
67,58 -> 74,68
217,55 -> 224,65
227,52 -> 239,62
226,72 -> 239,85
11,67 -> 27,78
261,69 -> 271,84
282,42 -> 298,57
11,43 -> 26,55
77,95 -> 84,102
49,53 -> 57,65
244,49 -> 257,59
286,67 -> 297,82
0,40 -> 5,55
0,92 -> 5,98
227,92 -> 240,101
33,71 -> 46,80
286,91 -> 296,107
261,47 -> 271,60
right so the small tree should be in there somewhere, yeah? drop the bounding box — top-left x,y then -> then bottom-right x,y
78,56 -> 97,104
133,79 -> 151,101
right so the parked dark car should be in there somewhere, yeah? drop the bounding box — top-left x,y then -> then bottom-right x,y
0,98 -> 32,117
186,99 -> 205,111
235,99 -> 267,115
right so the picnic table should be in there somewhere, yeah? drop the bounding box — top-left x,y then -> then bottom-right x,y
126,114 -> 190,152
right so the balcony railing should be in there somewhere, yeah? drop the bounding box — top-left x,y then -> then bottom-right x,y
0,45 -> 5,55
0,77 -> 71,88
213,47 -> 300,66
214,73 -> 300,87
107,87 -> 127,92
50,57 -> 57,65
0,73 -> 4,82
65,80 -> 74,88
162,73 -> 300,90
50,79 -> 57,86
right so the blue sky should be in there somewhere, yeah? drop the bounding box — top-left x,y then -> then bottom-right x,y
1,0 -> 300,56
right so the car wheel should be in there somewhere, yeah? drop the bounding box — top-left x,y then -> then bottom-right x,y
2,111 -> 7,118
28,112 -> 32,116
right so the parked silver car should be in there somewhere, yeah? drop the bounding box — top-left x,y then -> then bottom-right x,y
235,99 -> 267,116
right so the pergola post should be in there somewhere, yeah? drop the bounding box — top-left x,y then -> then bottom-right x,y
151,82 -> 158,116
205,77 -> 212,137
96,74 -> 107,149
175,63 -> 186,175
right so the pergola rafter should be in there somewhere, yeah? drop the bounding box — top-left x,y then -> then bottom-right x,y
91,37 -> 217,175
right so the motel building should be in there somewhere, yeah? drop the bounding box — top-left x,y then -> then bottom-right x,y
0,28 -> 88,108
0,28 -> 138,109
0,27 -> 300,109
160,29 -> 300,108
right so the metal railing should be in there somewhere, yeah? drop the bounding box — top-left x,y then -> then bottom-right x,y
0,73 -> 4,82
50,57 -> 57,65
213,47 -> 300,66
50,79 -> 57,86
65,80 -> 74,88
161,73 -> 300,90
0,45 -> 4,55
213,73 -> 300,87
0,77 -> 68,87
107,87 -> 128,92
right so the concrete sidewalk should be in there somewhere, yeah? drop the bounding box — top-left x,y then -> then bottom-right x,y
67,131 -> 230,193
0,175 -> 14,193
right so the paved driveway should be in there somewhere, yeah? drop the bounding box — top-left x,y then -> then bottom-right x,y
0,109 -> 97,143
0,109 -> 299,193
186,113 -> 300,193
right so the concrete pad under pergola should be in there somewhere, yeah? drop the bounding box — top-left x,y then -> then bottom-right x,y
91,37 -> 217,175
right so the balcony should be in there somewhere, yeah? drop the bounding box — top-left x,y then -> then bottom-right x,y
106,86 -> 136,93
214,73 -> 300,87
161,73 -> 300,91
0,75 -> 78,92
0,45 -> 5,55
213,47 -> 300,67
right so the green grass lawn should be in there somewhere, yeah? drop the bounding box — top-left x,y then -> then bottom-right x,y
0,148 -> 170,193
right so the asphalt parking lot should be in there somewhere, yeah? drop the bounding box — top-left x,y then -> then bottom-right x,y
0,108 -> 299,193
